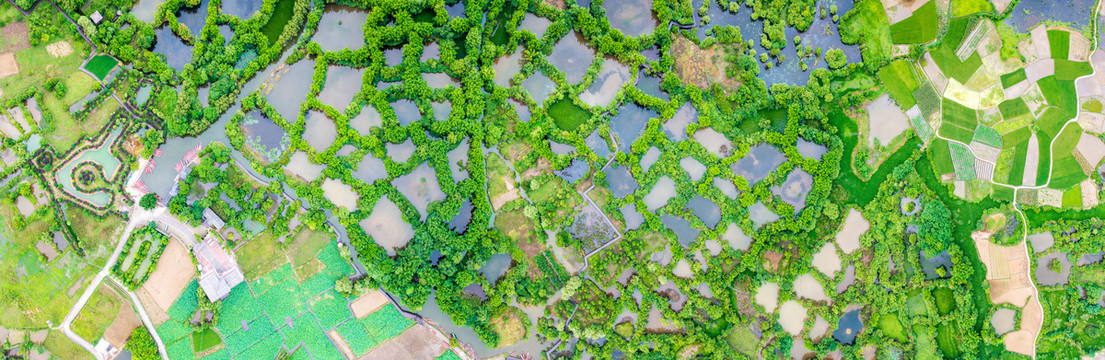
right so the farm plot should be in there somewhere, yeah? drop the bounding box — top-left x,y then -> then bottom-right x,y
950,142 -> 978,179
1048,30 -> 1070,60
929,18 -> 984,83
1048,124 -> 1087,189
889,1 -> 939,44
1001,69 -> 1027,88
879,60 -> 922,109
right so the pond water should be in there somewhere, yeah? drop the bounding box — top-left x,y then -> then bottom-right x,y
554,159 -> 589,183
520,13 -> 551,38
493,52 -> 524,87
778,300 -> 807,336
661,215 -> 699,247
645,305 -> 680,332
56,127 -> 124,207
680,157 -> 706,182
446,1 -> 465,17
508,99 -> 531,122
449,200 -> 474,234
463,284 -> 488,301
221,0 -> 262,18
812,243 -> 841,278
350,105 -> 382,136
386,140 -> 415,163
1006,0 -> 1095,32
549,140 -> 575,155
664,103 -> 697,141
693,0 -> 860,86
241,111 -> 289,161
1078,252 -> 1103,266
658,281 -> 687,311
836,209 -> 868,254
132,0 -> 166,22
796,138 -> 827,161
794,273 -> 830,302
755,282 -> 780,314
423,72 -> 460,90
585,131 -> 611,158
686,196 -> 720,229
991,308 -> 1017,335
447,139 -> 469,181
548,31 -> 596,84
610,103 -> 659,152
480,253 -> 513,284
604,165 -> 638,198
650,245 -> 673,266
772,169 -> 813,211
732,143 -> 785,186
643,176 -> 676,211
694,128 -> 732,157
360,195 -> 414,256
1035,252 -> 1071,286
640,147 -> 661,172
431,101 -> 452,121
287,151 -> 324,181
354,154 -> 387,183
384,47 -> 404,67
1028,232 -> 1054,253
314,5 -> 369,51
836,265 -> 855,294
265,58 -> 315,122
866,94 -> 910,147
637,70 -> 668,101
420,42 -> 439,62
391,100 -> 422,126
522,71 -> 556,105
321,179 -> 359,210
832,308 -> 864,345
810,315 -> 830,341
620,203 -> 644,230
153,27 -> 193,71
749,201 -> 780,229
392,163 -> 446,221
713,177 -> 739,199
919,250 -> 953,280
570,203 -> 617,248
302,111 -> 337,151
318,66 -> 364,110
177,0 -> 209,37
603,0 -> 657,37
580,58 -> 632,107
722,223 -> 752,251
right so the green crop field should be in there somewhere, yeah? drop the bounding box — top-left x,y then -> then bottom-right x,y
998,98 -> 1030,120
953,0 -> 995,16
890,1 -> 939,44
1049,125 -> 1087,189
548,98 -> 590,131
1054,59 -> 1093,81
1062,185 -> 1083,207
929,18 -> 983,83
940,123 -> 976,143
993,149 -> 1015,183
943,99 -> 978,129
1036,129 -> 1053,186
913,82 -> 942,117
1009,142 -> 1029,185
83,54 -> 118,81
1048,29 -> 1070,59
1038,76 -> 1079,117
950,142 -> 977,179
879,313 -> 908,342
1037,107 -> 1070,140
1000,69 -> 1027,88
931,138 -> 956,176
971,125 -> 1001,148
1001,127 -> 1032,149
879,60 -> 921,109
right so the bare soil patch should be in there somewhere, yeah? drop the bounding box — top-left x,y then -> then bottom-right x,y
103,300 -> 140,348
350,290 -> 391,319
45,41 -> 72,58
0,52 -> 18,79
136,239 -> 194,324
672,35 -> 738,90
0,22 -> 30,53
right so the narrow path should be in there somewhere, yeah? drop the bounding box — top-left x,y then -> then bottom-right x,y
1010,195 -> 1042,360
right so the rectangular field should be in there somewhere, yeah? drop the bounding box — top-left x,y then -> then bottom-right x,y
879,60 -> 922,109
943,99 -> 978,129
939,123 -> 976,144
890,1 -> 939,44
1000,69 -> 1027,87
1048,29 -> 1070,60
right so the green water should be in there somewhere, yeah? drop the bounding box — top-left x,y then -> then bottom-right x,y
261,0 -> 297,44
548,98 -> 589,131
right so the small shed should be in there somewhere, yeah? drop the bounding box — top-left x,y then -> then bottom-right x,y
90,11 -> 103,24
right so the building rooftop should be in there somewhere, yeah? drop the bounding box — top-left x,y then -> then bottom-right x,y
193,233 -> 244,301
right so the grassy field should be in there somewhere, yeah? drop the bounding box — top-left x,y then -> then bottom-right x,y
890,1 -> 939,44
949,142 -> 977,179
971,126 -> 1001,148
1038,76 -> 1078,117
1048,29 -> 1070,60
1000,69 -> 1027,88
237,225 -> 334,281
44,330 -> 93,360
1037,106 -> 1070,140
489,307 -> 527,347
83,54 -> 118,81
548,98 -> 590,131
932,288 -> 957,315
930,138 -> 955,176
1036,129 -> 1052,186
930,18 -> 983,83
952,0 -> 995,16
939,123 -> 976,144
192,328 -> 222,353
1062,185 -> 1082,207
878,60 -> 921,109
943,99 -> 979,129
260,0 -> 297,44
936,322 -> 962,357
0,42 -> 90,105
69,205 -> 124,257
879,312 -> 908,342
44,72 -> 104,151
839,0 -> 893,62
72,286 -> 121,342
1054,59 -> 1093,81
830,108 -> 923,205
1049,124 -> 1086,189
724,327 -> 759,357
998,98 -> 1030,119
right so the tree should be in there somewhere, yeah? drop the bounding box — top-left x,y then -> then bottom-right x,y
825,49 -> 847,69
139,193 -> 158,210
126,327 -> 158,360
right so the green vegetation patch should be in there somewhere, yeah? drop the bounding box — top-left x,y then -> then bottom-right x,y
998,97 -> 1030,120
971,125 -> 1001,148
1036,129 -> 1052,186
936,322 -> 962,358
930,18 -> 983,83
360,305 -> 413,342
879,313 -> 908,342
953,0 -> 995,16
1054,59 -> 1093,81
943,99 -> 979,129
260,0 -> 297,44
939,123 -> 976,144
930,138 -> 956,176
724,327 -> 759,357
83,54 -> 118,81
1000,68 -> 1027,88
1037,106 -> 1071,140
548,98 -> 590,131
1062,185 -> 1083,207
1048,29 -> 1070,60
192,328 -> 222,353
72,286 -> 121,342
1038,76 -> 1078,117
1049,124 -> 1087,189
890,1 -> 939,44
949,142 -> 977,179
932,288 -> 957,315
878,60 -> 922,109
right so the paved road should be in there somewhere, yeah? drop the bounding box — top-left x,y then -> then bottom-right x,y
60,207 -> 168,359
